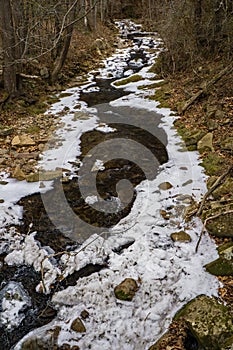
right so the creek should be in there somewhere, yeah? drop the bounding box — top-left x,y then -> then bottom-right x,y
0,20 -> 219,350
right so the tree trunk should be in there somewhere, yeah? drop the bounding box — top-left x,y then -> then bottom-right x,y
50,0 -> 77,84
0,0 -> 18,96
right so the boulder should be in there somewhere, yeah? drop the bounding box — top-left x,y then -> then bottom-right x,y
221,137 -> 233,151
114,278 -> 138,301
174,295 -> 233,350
12,134 -> 36,147
206,211 -> 233,238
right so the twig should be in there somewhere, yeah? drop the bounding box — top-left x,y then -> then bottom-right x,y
195,210 -> 233,253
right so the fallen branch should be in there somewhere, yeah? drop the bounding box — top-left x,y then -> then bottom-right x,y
195,210 -> 233,253
19,73 -> 41,80
178,64 -> 233,114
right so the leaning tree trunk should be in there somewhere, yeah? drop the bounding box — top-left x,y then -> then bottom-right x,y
0,0 -> 18,96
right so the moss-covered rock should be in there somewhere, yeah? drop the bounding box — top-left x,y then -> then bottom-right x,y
206,242 -> 233,276
114,278 -> 138,301
197,132 -> 214,152
207,176 -> 233,200
205,211 -> 233,238
114,74 -> 142,86
174,295 -> 233,350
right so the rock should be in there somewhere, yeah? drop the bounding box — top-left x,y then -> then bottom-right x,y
70,317 -> 86,333
175,194 -> 193,204
158,182 -> 173,190
205,242 -> 233,276
221,137 -> 233,151
26,170 -> 62,182
12,134 -> 36,147
207,176 -> 233,199
174,295 -> 233,350
114,278 -> 138,301
197,132 -> 214,152
170,231 -> 191,242
0,199 -> 4,203
80,310 -> 89,320
12,165 -> 26,181
15,152 -> 39,160
21,326 -> 61,350
206,211 -> 233,237
160,209 -> 171,220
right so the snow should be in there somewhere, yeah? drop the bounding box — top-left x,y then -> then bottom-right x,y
0,19 -> 220,349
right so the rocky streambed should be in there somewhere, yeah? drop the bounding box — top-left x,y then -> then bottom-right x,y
0,20 -> 232,350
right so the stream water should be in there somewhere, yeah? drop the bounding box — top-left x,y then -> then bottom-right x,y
0,20 -> 219,350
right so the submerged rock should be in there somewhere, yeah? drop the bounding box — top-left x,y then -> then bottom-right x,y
174,295 -> 233,350
114,278 -> 138,301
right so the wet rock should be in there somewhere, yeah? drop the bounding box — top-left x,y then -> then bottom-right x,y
70,317 -> 86,333
158,182 -> 173,190
21,326 -> 61,350
197,132 -> 214,152
12,134 -> 36,147
13,165 -> 26,181
171,231 -> 191,242
174,295 -> 233,350
114,278 -> 138,301
205,242 -> 233,276
206,211 -> 233,237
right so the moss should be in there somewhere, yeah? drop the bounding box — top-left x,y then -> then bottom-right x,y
114,74 -> 142,86
114,290 -> 131,301
138,80 -> 166,90
200,153 -> 225,176
205,258 -> 233,276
